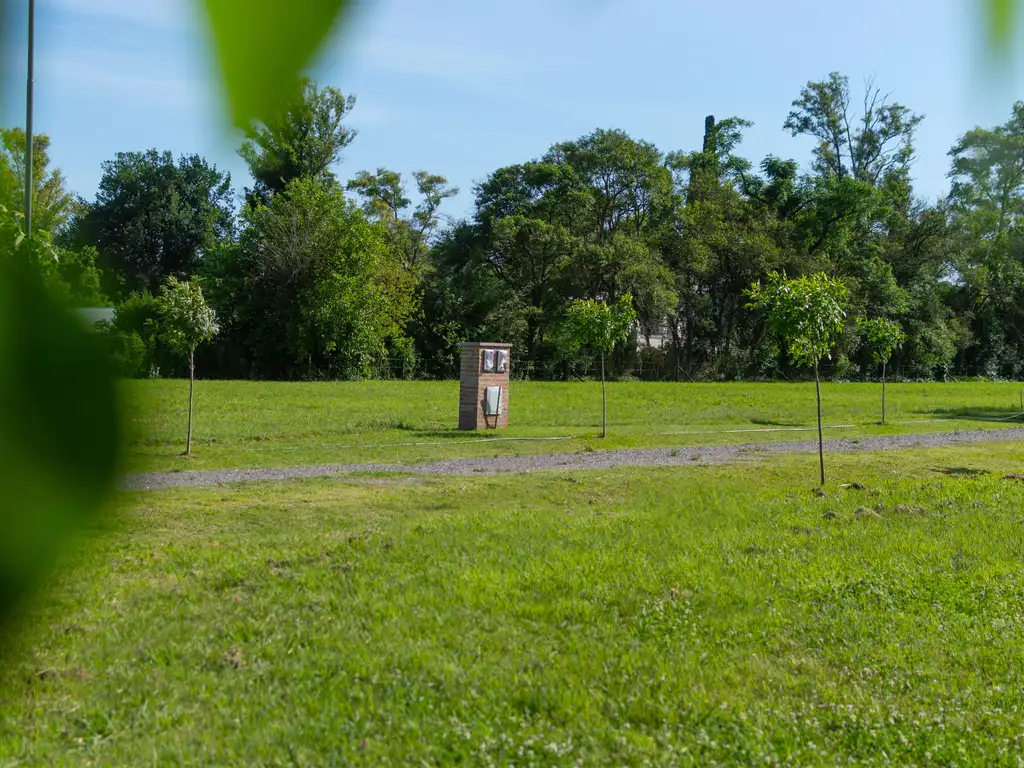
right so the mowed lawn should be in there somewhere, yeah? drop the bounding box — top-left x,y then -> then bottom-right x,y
123,379 -> 1024,472
4,445 -> 1024,764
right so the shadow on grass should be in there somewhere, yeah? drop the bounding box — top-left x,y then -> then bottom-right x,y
931,467 -> 992,477
407,429 -> 496,440
362,419 -> 425,432
912,406 -> 1024,423
750,418 -> 806,428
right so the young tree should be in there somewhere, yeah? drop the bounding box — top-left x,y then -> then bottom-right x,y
561,294 -> 637,438
156,277 -> 219,455
858,317 -> 906,423
746,272 -> 847,485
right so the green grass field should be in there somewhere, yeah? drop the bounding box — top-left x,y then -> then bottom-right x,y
123,379 -> 1024,472
4,444 -> 1024,765
5,381 -> 1024,764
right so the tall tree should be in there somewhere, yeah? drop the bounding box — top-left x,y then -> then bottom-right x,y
347,168 -> 459,272
946,103 -> 1024,376
784,73 -> 923,186
211,177 -> 411,379
487,215 -> 579,360
664,116 -> 778,376
240,78 -> 356,203
0,128 -> 75,237
545,128 -> 674,242
442,129 -> 677,374
72,150 -> 233,298
948,102 -> 1024,238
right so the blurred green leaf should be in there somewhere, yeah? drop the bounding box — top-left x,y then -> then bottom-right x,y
985,0 -> 1018,53
0,259 -> 120,629
201,0 -> 352,130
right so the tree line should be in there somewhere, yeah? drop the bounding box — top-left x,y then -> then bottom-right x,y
6,72 -> 1024,383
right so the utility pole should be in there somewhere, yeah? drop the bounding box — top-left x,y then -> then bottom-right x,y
24,0 -> 35,236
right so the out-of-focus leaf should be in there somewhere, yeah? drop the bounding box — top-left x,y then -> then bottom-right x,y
0,260 -> 120,630
200,0 -> 352,130
985,0 -> 1018,54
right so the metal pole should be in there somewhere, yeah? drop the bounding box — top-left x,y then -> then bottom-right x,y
25,0 -> 35,236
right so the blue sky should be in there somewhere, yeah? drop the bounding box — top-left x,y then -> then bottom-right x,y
2,0 -> 1023,217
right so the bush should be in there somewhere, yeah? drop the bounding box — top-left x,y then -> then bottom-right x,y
833,353 -> 859,381
96,323 -> 150,378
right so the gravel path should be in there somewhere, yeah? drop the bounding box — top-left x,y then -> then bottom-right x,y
119,427 -> 1024,491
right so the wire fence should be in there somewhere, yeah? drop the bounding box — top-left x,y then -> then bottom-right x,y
368,354 -> 1024,384
368,355 -> 696,382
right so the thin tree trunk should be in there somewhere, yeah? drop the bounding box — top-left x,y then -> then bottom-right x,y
881,361 -> 887,424
186,349 -> 195,456
601,353 -> 607,439
814,358 -> 824,486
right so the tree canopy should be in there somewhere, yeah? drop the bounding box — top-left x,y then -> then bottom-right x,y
15,68 -> 1024,384
71,150 -> 233,299
240,79 -> 356,204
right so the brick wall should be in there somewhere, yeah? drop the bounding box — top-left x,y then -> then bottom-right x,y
459,342 -> 512,430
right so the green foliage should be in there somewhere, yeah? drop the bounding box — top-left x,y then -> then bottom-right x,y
561,294 -> 638,356
13,68 -> 1023,385
0,127 -> 75,237
747,272 -> 847,481
746,272 -> 848,369
433,129 -> 677,371
784,73 -> 922,185
985,0 -> 1018,53
115,290 -> 160,339
71,150 -> 233,298
103,290 -> 161,378
0,243 -> 119,630
858,317 -> 906,366
97,323 -> 150,379
155,277 -> 219,362
0,204 -> 105,307
945,102 -> 1024,377
200,0 -> 353,130
347,168 -> 459,272
0,0 -> 356,643
54,245 -> 107,308
560,295 -> 638,436
155,280 -> 218,454
948,102 -> 1024,236
239,79 -> 356,203
0,205 -> 57,278
212,177 -> 411,379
